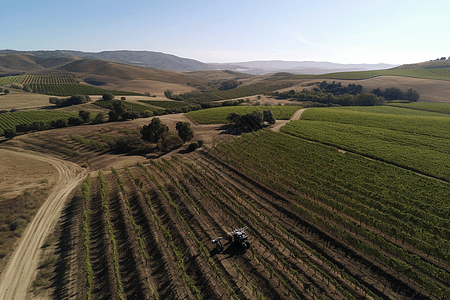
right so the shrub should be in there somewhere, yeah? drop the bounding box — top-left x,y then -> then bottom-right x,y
102,93 -> 115,101
4,128 -> 17,139
10,83 -> 23,90
120,96 -> 126,100
79,110 -> 91,122
4,89 -> 10,94
68,117 -> 82,125
160,132 -> 183,152
187,142 -> 200,152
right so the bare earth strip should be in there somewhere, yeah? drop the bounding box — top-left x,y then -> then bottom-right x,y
0,149 -> 85,300
270,108 -> 307,132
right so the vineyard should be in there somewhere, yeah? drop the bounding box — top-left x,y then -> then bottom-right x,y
186,106 -> 301,124
138,100 -> 190,109
0,75 -> 77,85
292,68 -> 450,81
54,130 -> 450,299
0,110 -> 80,135
388,102 -> 450,114
0,75 -> 141,96
281,107 -> 450,180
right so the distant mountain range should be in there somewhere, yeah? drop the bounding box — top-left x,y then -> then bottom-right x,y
0,49 -> 398,75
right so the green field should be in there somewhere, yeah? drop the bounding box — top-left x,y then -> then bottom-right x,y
185,105 -> 301,124
0,110 -> 79,135
388,102 -> 450,114
138,100 -> 189,109
293,68 -> 450,81
94,100 -> 165,114
0,75 -> 141,96
28,84 -> 141,96
0,74 -> 77,85
281,107 -> 450,180
213,130 -> 450,297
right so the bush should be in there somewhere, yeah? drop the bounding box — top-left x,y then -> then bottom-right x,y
140,110 -> 153,118
10,83 -> 23,90
4,89 -> 10,95
160,132 -> 183,152
176,121 -> 194,143
102,93 -> 115,101
187,142 -> 200,152
120,96 -> 126,100
50,119 -> 67,128
4,128 -> 17,139
68,117 -> 82,125
109,135 -> 142,152
94,112 -> 108,123
79,110 -> 91,122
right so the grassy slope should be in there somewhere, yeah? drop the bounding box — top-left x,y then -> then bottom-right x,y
293,68 -> 450,81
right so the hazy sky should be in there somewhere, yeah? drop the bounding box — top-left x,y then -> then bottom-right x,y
2,0 -> 449,65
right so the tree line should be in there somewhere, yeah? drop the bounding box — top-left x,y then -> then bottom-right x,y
273,81 -> 420,106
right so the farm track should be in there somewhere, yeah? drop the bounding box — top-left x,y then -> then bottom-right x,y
0,149 -> 85,300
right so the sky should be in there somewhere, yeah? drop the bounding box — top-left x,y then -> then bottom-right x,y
2,0 -> 449,65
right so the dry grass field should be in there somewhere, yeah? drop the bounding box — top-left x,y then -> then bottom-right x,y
0,89 -> 53,110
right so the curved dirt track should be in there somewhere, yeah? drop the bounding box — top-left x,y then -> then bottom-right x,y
0,149 -> 85,300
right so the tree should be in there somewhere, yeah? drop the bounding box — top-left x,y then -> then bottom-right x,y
140,118 -> 168,148
108,101 -> 126,121
3,128 -> 16,139
403,88 -> 420,102
164,90 -> 173,99
79,110 -> 91,122
102,93 -> 115,101
263,110 -> 276,124
176,121 -> 194,143
0,88 -> 3,93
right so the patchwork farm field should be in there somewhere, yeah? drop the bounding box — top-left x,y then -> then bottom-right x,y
53,129 -> 450,300
2,100 -> 450,299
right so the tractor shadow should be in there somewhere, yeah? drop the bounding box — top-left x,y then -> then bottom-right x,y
210,241 -> 248,258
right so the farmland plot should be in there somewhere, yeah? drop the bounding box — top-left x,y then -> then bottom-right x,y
58,155 -> 382,300
53,134 -> 450,299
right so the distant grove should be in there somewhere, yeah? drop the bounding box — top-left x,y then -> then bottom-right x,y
273,80 -> 420,106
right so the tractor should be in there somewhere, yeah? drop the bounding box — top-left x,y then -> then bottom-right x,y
228,226 -> 250,250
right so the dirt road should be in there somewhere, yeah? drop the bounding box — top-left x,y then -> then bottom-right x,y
270,107 -> 307,132
0,149 -> 85,299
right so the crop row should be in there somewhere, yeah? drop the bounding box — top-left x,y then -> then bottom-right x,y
388,102 -> 450,114
170,155 -> 372,299
81,175 -> 93,300
282,107 -> 450,181
98,171 -> 125,299
28,84 -> 141,96
138,100 -> 189,109
0,75 -> 77,85
0,110 -> 79,135
212,130 -> 450,298
144,157 -> 319,299
186,105 -> 301,124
